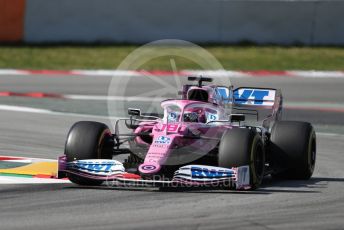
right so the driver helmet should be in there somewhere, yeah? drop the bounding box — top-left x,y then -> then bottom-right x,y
183,111 -> 199,122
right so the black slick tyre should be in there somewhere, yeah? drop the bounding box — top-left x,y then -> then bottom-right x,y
218,128 -> 265,190
64,121 -> 114,185
270,121 -> 316,179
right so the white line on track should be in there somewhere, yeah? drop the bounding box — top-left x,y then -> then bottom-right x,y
0,70 -> 29,75
58,94 -> 344,113
62,95 -> 344,111
317,132 -> 344,137
1,159 -> 32,163
0,104 -> 113,119
64,94 -> 167,101
1,69 -> 344,78
0,176 -> 70,184
0,155 -> 57,162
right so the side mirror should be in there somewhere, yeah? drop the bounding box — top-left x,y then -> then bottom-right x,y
128,108 -> 141,116
125,120 -> 140,129
230,114 -> 245,122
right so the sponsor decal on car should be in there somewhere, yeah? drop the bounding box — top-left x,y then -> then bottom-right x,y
69,160 -> 125,176
216,87 -> 231,104
168,112 -> 179,122
152,144 -> 168,148
141,165 -> 157,171
191,166 -> 233,178
159,124 -> 180,132
154,136 -> 171,144
172,165 -> 237,187
234,89 -> 275,106
206,112 -> 218,122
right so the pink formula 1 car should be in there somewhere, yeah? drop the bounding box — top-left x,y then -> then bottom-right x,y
58,77 -> 316,190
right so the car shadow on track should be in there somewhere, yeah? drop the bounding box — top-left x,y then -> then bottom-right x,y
62,176 -> 344,194
258,176 -> 344,193
63,185 -> 270,195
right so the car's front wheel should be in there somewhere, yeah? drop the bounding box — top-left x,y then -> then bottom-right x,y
218,128 -> 265,190
64,121 -> 114,185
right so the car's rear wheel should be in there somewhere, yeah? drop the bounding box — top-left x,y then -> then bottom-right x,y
65,121 -> 114,185
218,128 -> 265,190
270,121 -> 316,179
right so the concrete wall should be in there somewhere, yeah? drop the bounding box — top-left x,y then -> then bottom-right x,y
17,0 -> 344,45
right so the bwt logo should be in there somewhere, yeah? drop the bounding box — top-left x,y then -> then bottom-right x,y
76,163 -> 115,172
191,167 -> 233,178
234,89 -> 270,105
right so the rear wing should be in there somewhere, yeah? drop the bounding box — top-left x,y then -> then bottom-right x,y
233,87 -> 281,107
232,87 -> 283,127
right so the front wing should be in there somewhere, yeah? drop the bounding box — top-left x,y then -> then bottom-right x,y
58,156 -> 251,190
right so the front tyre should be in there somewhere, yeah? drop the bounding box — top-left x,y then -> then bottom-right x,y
64,121 -> 114,185
219,128 -> 265,190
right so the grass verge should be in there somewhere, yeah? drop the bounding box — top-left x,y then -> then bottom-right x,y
0,45 -> 343,70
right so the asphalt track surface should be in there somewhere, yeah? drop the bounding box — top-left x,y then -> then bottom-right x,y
0,74 -> 344,230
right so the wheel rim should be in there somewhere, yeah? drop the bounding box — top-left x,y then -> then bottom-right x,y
309,136 -> 316,172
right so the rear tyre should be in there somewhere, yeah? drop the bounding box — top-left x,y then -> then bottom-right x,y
270,121 -> 316,179
64,121 -> 114,185
219,128 -> 265,190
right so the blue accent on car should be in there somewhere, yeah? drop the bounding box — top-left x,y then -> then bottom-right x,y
191,166 -> 233,178
155,136 -> 171,144
75,162 -> 115,172
216,87 -> 231,103
234,89 -> 269,105
168,112 -> 178,122
251,90 -> 269,105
